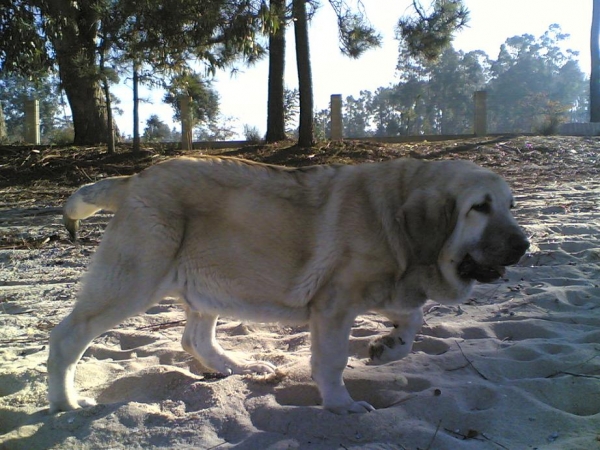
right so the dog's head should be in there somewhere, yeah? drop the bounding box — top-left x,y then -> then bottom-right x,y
399,161 -> 529,302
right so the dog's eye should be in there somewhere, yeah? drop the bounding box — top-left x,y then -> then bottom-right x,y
471,202 -> 491,214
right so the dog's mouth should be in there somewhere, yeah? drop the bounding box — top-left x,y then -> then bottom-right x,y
457,254 -> 506,283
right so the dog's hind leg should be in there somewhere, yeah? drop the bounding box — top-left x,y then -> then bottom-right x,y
48,283 -> 168,412
48,246 -> 173,412
181,308 -> 276,375
48,309 -> 120,412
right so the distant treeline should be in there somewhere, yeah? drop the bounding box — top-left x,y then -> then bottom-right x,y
315,25 -> 587,138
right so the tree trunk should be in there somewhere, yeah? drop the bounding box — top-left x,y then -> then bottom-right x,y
266,0 -> 287,143
0,102 -> 6,140
133,64 -> 141,154
99,43 -> 115,153
591,0 -> 600,122
43,0 -> 109,144
293,0 -> 314,147
59,63 -> 109,146
101,78 -> 116,153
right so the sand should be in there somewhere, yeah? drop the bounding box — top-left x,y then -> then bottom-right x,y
1,151 -> 599,449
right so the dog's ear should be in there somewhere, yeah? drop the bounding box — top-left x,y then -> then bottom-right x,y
398,189 -> 457,264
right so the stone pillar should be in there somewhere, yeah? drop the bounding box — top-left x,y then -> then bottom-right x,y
24,99 -> 40,144
474,91 -> 487,137
330,94 -> 343,140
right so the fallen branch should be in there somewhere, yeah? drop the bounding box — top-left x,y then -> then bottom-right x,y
545,354 -> 600,379
136,319 -> 186,331
444,428 -> 510,449
384,394 -> 416,408
455,341 -> 489,380
425,419 -> 442,450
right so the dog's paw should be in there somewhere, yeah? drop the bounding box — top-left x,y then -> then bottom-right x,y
237,360 -> 277,375
368,334 -> 412,364
325,400 -> 375,415
215,358 -> 277,376
78,397 -> 97,408
49,396 -> 96,413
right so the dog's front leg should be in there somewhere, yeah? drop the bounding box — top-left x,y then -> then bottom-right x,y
368,307 -> 423,364
309,309 -> 375,414
182,308 -> 276,375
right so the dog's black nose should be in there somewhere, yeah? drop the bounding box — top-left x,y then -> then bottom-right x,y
510,233 -> 530,257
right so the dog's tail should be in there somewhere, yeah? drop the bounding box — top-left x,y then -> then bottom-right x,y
63,176 -> 131,240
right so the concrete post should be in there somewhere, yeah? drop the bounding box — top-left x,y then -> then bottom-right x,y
180,96 -> 193,150
24,99 -> 40,144
330,94 -> 343,140
474,91 -> 487,137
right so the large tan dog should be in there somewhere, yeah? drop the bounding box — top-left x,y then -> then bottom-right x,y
48,156 -> 529,414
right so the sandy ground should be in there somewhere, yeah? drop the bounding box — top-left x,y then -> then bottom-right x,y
1,138 -> 599,449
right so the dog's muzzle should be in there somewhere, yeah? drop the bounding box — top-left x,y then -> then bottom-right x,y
458,233 -> 530,283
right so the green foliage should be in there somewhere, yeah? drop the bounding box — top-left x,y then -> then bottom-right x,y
46,122 -> 75,145
343,90 -> 372,137
343,25 -> 586,137
143,115 -> 172,142
397,0 -> 469,61
534,100 -> 568,136
243,124 -> 263,143
163,72 -> 220,124
284,87 -> 300,134
109,0 -> 267,73
313,108 -> 330,140
0,2 -> 51,75
0,73 -> 70,143
195,115 -> 238,141
194,115 -> 237,141
0,0 -> 270,144
486,24 -> 586,133
328,0 -> 382,58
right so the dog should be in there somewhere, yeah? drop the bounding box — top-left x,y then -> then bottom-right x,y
48,156 -> 529,414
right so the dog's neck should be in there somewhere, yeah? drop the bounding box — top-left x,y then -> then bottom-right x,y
393,263 -> 474,308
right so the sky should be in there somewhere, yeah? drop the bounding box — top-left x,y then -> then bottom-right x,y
112,0 -> 593,139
